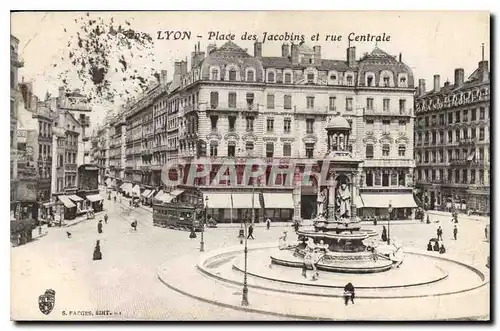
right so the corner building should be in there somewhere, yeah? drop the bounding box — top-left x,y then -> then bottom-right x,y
414,59 -> 490,215
167,41 -> 417,222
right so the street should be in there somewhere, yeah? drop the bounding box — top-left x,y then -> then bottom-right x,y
11,195 -> 490,320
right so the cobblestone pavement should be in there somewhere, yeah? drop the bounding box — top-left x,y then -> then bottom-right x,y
11,195 -> 489,320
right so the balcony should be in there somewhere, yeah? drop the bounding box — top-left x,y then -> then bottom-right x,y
458,138 -> 478,146
363,108 -> 413,117
64,163 -> 77,171
449,159 -> 468,166
363,159 -> 416,168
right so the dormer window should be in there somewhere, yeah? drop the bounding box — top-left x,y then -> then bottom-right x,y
383,76 -> 390,87
284,73 -> 292,84
330,74 -> 337,80
267,72 -> 275,83
346,75 -> 353,86
228,69 -> 237,81
246,69 -> 255,82
400,76 -> 407,86
211,68 -> 219,81
367,76 -> 374,86
307,73 -> 314,84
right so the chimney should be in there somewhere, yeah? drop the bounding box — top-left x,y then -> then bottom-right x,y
347,46 -> 356,67
191,49 -> 197,69
291,43 -> 299,65
399,52 -> 402,63
254,41 -> 262,58
418,79 -> 426,96
313,46 -> 321,64
180,60 -> 188,75
207,43 -> 216,54
433,74 -> 440,92
478,61 -> 489,82
444,80 -> 450,88
58,86 -> 65,100
454,68 -> 464,87
281,43 -> 290,57
160,69 -> 168,86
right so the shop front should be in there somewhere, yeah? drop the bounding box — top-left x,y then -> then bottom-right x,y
86,194 -> 105,212
359,193 -> 417,220
262,192 -> 295,221
57,195 -> 77,220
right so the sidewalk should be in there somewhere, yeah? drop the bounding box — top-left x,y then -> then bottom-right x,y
63,211 -> 106,227
426,210 -> 489,223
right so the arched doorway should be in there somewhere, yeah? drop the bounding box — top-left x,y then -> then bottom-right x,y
300,174 -> 319,220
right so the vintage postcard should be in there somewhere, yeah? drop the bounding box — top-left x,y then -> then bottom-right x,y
10,11 -> 490,321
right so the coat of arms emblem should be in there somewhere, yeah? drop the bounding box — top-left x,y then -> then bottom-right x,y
38,289 -> 56,315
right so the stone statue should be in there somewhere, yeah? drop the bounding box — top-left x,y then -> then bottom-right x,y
316,189 -> 327,217
337,183 -> 351,218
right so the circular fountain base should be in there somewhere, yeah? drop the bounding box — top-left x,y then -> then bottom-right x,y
271,249 -> 394,273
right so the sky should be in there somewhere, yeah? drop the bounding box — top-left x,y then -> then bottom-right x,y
11,11 -> 490,130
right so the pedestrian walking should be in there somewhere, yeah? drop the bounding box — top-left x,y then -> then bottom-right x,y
97,220 -> 103,234
294,220 -> 300,233
453,225 -> 458,240
437,226 -> 443,241
104,214 -> 108,224
426,214 -> 431,224
93,240 -> 102,261
343,282 -> 355,306
381,226 -> 388,242
439,244 -> 446,254
266,218 -> 271,230
247,224 -> 255,239
131,220 -> 137,231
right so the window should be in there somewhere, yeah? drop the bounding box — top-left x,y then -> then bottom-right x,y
382,171 -> 390,186
267,72 -> 275,83
479,170 -> 484,184
366,172 -> 374,186
399,120 -> 406,131
346,75 -> 353,86
246,93 -> 254,109
210,92 -> 219,109
306,96 -> 315,109
462,128 -> 468,139
463,109 -> 469,122
245,141 -> 254,152
471,109 -> 477,121
480,107 -> 485,120
246,116 -> 254,131
284,118 -> 291,133
400,76 -> 407,86
267,94 -> 275,109
307,73 -> 314,83
246,70 -> 254,82
382,120 -> 391,132
10,70 -> 14,88
398,145 -> 406,157
227,143 -> 236,157
305,143 -> 314,159
367,75 -> 374,86
455,129 -> 460,142
209,142 -> 218,157
448,131 -> 453,143
330,74 -> 337,81
228,92 -> 237,108
283,143 -> 291,157
432,151 -> 436,163
399,99 -> 406,114
345,98 -> 353,111
266,142 -> 274,157
284,73 -> 292,84
455,110 -> 460,123
382,144 -> 390,157
479,127 -> 485,140
383,76 -> 390,87
448,112 -> 453,124
266,118 -> 274,132
471,170 -> 476,184
329,96 -> 337,111
366,98 -> 374,110
471,128 -> 476,139
432,131 -> 436,144
211,69 -> 219,80
439,114 -> 445,125
284,95 -> 292,110
383,99 -> 390,112
306,119 -> 314,134
366,145 -> 374,159
439,131 -> 444,144
10,100 -> 14,117
228,116 -> 236,131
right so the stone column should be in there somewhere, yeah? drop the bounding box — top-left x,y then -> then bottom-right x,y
350,172 -> 357,221
327,172 -> 336,221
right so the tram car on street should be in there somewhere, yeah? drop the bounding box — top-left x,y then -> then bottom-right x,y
152,201 -> 203,231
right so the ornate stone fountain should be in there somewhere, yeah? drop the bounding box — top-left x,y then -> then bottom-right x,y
270,113 -> 401,273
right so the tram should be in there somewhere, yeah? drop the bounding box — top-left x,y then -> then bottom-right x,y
152,201 -> 203,231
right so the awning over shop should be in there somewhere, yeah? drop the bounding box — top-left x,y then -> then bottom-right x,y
354,194 -> 364,208
146,190 -> 155,198
229,193 -> 261,209
141,189 -> 152,198
263,193 -> 294,209
68,195 -> 83,202
121,183 -> 133,193
203,193 -> 233,209
86,194 -> 104,202
170,189 -> 185,197
132,185 -> 141,197
153,190 -> 165,199
106,177 -> 112,187
58,195 -> 76,208
156,193 -> 174,203
111,179 -> 117,187
42,202 -> 54,207
360,194 -> 418,209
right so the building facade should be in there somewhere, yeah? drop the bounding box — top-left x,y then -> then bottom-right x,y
98,41 -> 417,222
414,59 -> 490,215
11,35 -> 24,208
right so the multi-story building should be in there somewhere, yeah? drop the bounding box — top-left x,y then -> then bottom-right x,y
94,123 -> 110,185
109,110 -> 127,187
11,35 -> 24,210
414,57 -> 490,215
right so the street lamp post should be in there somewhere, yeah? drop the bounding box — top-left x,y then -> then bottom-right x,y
200,196 -> 208,252
388,201 -> 393,245
242,185 -> 253,307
